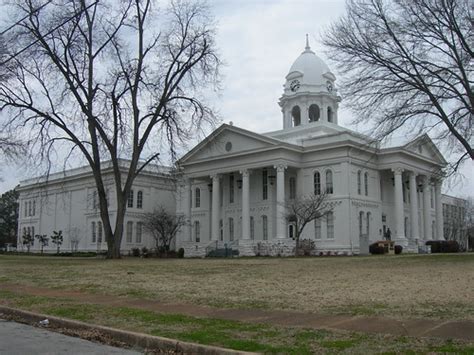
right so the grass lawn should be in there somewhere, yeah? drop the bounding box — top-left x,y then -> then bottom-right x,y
1,253 -> 474,353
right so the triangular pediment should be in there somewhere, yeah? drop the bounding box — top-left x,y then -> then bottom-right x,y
404,134 -> 447,165
180,124 -> 292,164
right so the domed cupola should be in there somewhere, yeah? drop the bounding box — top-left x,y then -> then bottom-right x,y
279,35 -> 341,129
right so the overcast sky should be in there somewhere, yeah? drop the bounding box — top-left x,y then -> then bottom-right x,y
0,0 -> 472,197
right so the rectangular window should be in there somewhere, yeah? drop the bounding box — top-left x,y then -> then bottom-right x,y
430,187 -> 434,208
229,175 -> 234,203
327,212 -> 334,239
136,222 -> 142,243
137,191 -> 143,209
127,190 -> 134,208
364,173 -> 369,196
93,190 -> 98,209
28,201 -> 32,217
126,221 -> 133,243
31,226 -> 35,238
219,219 -> 223,241
229,218 -> 234,241
97,221 -> 102,243
262,215 -> 268,240
367,212 -> 371,236
195,188 -> 200,208
315,219 -> 321,239
194,221 -> 200,243
250,216 -> 255,240
91,221 -> 96,243
289,177 -> 296,199
32,200 -> 36,216
262,170 -> 268,200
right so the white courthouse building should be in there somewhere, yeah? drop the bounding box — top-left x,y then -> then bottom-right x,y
176,40 -> 448,257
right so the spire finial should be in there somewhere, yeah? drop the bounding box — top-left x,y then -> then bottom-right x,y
305,34 -> 310,50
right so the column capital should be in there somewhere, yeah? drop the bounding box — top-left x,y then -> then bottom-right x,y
391,167 -> 404,175
239,169 -> 250,177
274,164 -> 287,173
210,173 -> 221,181
408,170 -> 418,178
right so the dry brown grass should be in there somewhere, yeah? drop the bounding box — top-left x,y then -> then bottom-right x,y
0,254 -> 473,320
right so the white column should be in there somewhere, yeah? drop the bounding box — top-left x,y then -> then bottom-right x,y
241,169 -> 250,240
275,164 -> 287,239
409,172 -> 420,241
435,180 -> 444,240
392,168 -> 407,244
211,174 -> 220,241
183,178 -> 192,241
422,176 -> 432,240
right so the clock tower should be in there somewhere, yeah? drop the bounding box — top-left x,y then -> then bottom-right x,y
279,35 -> 341,129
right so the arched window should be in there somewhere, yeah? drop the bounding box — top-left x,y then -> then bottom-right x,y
364,172 -> 369,196
97,221 -> 102,243
357,170 -> 362,195
136,222 -> 142,243
326,170 -> 333,194
126,221 -> 133,243
314,172 -> 321,195
194,221 -> 200,242
327,107 -> 333,122
315,218 -> 321,239
359,211 -> 364,236
229,218 -> 234,241
250,216 -> 255,240
137,191 -> 143,209
262,215 -> 268,240
91,222 -> 96,243
308,104 -> 320,122
292,106 -> 301,127
127,190 -> 134,208
367,212 -> 371,236
327,212 -> 334,239
195,188 -> 201,208
289,177 -> 296,199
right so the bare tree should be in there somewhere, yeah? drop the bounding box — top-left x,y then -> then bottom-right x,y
142,206 -> 187,255
285,193 -> 333,256
323,0 -> 473,172
35,234 -> 49,254
0,0 -> 220,258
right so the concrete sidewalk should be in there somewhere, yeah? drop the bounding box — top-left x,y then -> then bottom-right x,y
1,283 -> 473,342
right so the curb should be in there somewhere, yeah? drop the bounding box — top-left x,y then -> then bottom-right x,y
0,306 -> 257,355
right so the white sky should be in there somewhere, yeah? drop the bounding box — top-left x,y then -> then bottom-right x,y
0,0 -> 472,198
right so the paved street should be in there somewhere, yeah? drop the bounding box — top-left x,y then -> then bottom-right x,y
0,319 -> 142,355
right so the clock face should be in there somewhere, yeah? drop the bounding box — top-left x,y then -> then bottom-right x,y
326,81 -> 333,92
290,80 -> 300,92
